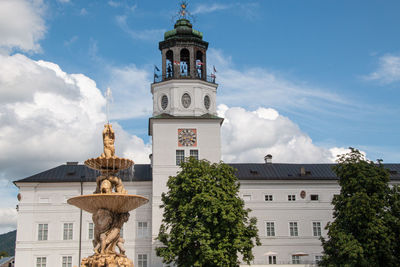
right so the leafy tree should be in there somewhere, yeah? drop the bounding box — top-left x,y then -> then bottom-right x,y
321,148 -> 396,267
387,184 -> 400,265
156,158 -> 260,267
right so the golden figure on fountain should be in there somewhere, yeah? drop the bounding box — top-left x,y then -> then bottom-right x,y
92,124 -> 127,195
68,123 -> 148,267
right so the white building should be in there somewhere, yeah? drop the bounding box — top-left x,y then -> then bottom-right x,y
13,17 -> 400,267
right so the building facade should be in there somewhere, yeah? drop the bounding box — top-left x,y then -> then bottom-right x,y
13,16 -> 400,267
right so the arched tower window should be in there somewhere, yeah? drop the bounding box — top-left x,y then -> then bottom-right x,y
166,50 -> 174,78
180,48 -> 190,77
196,51 -> 204,79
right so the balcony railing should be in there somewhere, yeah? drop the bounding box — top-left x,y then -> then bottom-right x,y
153,73 -> 216,84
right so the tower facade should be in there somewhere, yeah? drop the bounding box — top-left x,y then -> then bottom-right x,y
149,17 -> 223,266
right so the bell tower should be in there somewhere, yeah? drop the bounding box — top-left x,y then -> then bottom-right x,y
149,2 -> 223,266
151,3 -> 218,117
159,18 -> 208,80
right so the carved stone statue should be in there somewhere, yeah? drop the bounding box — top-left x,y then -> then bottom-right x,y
94,175 -> 127,194
101,124 -> 116,159
92,209 -> 129,256
101,212 -> 129,255
92,209 -> 113,254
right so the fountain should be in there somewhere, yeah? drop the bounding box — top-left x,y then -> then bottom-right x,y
68,123 -> 149,267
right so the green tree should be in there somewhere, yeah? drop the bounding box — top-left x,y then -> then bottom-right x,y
156,158 -> 260,267
387,184 -> 400,265
321,148 -> 396,267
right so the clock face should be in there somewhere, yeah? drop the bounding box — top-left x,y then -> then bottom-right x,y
178,128 -> 197,147
181,93 -> 191,108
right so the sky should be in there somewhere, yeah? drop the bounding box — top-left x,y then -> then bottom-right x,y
0,0 -> 399,233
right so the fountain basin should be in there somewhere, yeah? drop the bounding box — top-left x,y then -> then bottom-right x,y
67,194 -> 148,214
84,157 -> 134,173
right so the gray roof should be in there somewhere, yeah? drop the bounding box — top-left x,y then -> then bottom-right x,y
13,163 -> 400,184
14,164 -> 152,184
230,163 -> 400,181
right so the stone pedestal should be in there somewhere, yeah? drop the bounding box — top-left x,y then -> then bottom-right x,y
81,254 -> 133,267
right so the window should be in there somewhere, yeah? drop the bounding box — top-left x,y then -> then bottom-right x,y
88,223 -> 94,239
310,194 -> 319,201
242,194 -> 252,201
138,254 -> 148,267
180,48 -> 190,76
161,95 -> 168,110
288,195 -> 296,201
63,223 -> 73,240
137,222 -> 148,238
190,149 -> 198,160
38,224 -> 48,241
315,255 -> 323,264
36,257 -> 46,267
292,255 -> 300,264
289,222 -> 298,236
62,256 -> 72,267
166,50 -> 174,78
268,255 -> 276,264
313,222 -> 322,237
176,150 -> 184,165
264,195 -> 273,201
265,222 -> 275,237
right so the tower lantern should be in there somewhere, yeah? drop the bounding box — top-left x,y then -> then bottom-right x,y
157,5 -> 210,82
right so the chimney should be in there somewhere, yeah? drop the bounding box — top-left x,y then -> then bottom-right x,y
66,161 -> 78,165
264,154 -> 272,164
300,167 -> 306,176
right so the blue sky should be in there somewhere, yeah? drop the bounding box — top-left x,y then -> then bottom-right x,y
34,0 -> 400,161
0,0 -> 400,233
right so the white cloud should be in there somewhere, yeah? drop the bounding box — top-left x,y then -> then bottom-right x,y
120,131 -> 152,163
365,54 -> 400,84
108,1 -> 136,12
218,104 -> 345,163
64,35 -> 78,47
192,2 -> 259,20
57,0 -> 70,3
106,64 -> 153,120
0,53 -> 151,183
0,0 -> 46,53
0,208 -> 17,234
207,49 -> 359,121
80,8 -> 88,16
192,3 -> 232,15
115,15 -> 164,41
108,1 -> 122,8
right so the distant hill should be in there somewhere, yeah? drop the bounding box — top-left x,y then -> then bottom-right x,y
0,230 -> 16,256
